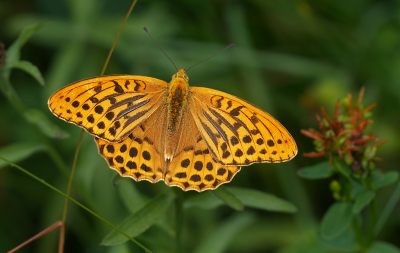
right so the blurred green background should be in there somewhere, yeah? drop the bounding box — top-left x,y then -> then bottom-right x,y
1,0 -> 399,252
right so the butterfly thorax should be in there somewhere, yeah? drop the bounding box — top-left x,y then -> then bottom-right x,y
165,69 -> 190,160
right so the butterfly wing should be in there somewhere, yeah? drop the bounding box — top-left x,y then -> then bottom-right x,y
48,75 -> 168,142
164,106 -> 241,192
95,104 -> 168,183
189,87 -> 297,166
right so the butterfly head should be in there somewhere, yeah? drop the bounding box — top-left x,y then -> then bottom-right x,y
172,69 -> 189,82
170,68 -> 189,92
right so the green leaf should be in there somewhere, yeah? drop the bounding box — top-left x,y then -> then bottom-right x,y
352,191 -> 375,214
117,180 -> 150,214
0,142 -> 45,168
6,21 -> 51,65
184,191 -> 224,210
227,187 -> 297,213
320,202 -> 353,239
318,229 -> 358,251
193,213 -> 255,253
373,170 -> 399,189
23,109 -> 70,139
297,161 -> 334,179
11,60 -> 45,86
102,194 -> 174,245
213,186 -> 244,211
333,158 -> 351,179
367,241 -> 400,253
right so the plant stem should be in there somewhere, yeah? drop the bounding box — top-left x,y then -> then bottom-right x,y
175,189 -> 184,253
367,197 -> 377,246
59,130 -> 84,253
352,216 -> 366,250
100,0 -> 137,76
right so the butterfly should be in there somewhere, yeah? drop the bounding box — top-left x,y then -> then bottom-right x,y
48,68 -> 297,192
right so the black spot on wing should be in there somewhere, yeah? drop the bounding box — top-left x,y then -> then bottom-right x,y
112,80 -> 124,93
229,106 -> 246,116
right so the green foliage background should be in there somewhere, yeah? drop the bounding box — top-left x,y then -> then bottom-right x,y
0,0 -> 399,252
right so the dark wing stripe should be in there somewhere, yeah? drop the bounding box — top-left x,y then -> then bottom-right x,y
98,93 -> 122,103
207,106 -> 239,137
116,99 -> 150,120
108,94 -> 147,112
231,114 -> 252,133
123,109 -> 150,130
200,118 -> 219,149
202,109 -> 229,145
257,113 -> 284,135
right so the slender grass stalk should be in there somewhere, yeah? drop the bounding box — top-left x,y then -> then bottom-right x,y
59,130 -> 83,253
100,0 -> 137,76
59,0 -> 139,252
8,221 -> 63,253
0,156 -> 152,253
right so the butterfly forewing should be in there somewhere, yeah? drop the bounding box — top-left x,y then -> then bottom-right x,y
48,75 -> 168,142
189,87 -> 297,166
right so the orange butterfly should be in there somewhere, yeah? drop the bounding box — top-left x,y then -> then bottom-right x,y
48,67 -> 297,192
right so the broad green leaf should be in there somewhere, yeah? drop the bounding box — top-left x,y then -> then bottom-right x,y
213,186 -> 244,211
352,191 -> 375,214
24,109 -> 70,139
0,142 -> 45,168
117,180 -> 150,214
106,243 -> 131,253
227,187 -> 297,213
102,194 -> 174,245
321,202 -> 353,239
6,21 -> 51,65
333,158 -> 351,179
318,229 -> 358,251
11,60 -> 45,86
184,191 -> 224,210
193,213 -> 255,253
373,170 -> 399,189
297,161 -> 334,179
367,241 -> 400,253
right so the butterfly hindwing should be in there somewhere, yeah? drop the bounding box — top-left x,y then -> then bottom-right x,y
165,108 -> 241,191
95,104 -> 168,183
189,87 -> 297,166
48,75 -> 168,142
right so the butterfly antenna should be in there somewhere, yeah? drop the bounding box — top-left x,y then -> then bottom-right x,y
186,43 -> 234,72
143,27 -> 178,71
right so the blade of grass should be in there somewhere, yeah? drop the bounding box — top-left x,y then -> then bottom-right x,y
8,221 -> 63,253
59,130 -> 83,253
